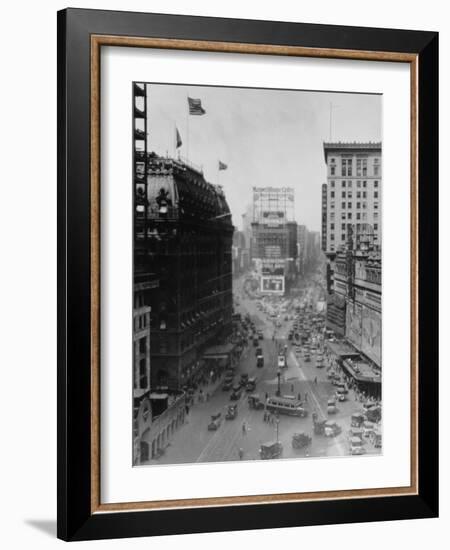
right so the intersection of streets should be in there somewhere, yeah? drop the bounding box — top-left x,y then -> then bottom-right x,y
149,277 -> 381,465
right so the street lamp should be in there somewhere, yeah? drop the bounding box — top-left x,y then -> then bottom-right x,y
276,368 -> 281,397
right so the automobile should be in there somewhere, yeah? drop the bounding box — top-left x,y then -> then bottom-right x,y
288,332 -> 293,341
240,373 -> 249,385
246,376 -> 257,392
316,357 -> 325,368
225,404 -> 238,420
348,427 -> 364,440
256,355 -> 264,368
292,432 -> 312,449
230,384 -> 242,400
324,421 -> 342,437
277,355 -> 286,368
371,430 -> 382,448
363,421 -> 376,438
221,380 -> 232,391
349,436 -> 366,455
259,441 -> 283,460
327,399 -> 337,414
253,338 -> 259,347
303,353 -> 311,362
351,412 -> 366,427
336,389 -> 347,402
257,331 -> 264,340
208,412 -> 222,431
248,393 -> 265,409
336,382 -> 348,394
255,347 -> 263,356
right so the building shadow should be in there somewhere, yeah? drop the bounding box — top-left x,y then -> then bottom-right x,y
25,519 -> 56,538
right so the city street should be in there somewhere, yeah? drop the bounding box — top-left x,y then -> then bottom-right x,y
149,275 -> 381,465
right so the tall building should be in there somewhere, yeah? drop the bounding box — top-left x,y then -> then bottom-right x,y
322,142 -> 382,255
250,187 -> 297,295
133,82 -> 234,392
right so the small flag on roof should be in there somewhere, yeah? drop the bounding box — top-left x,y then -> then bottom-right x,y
218,160 -> 228,171
175,126 -> 182,148
188,96 -> 206,115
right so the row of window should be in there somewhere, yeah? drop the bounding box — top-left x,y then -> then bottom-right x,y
329,201 -> 379,210
330,212 -> 379,221
329,222 -> 379,231
329,157 -> 381,177
330,180 -> 379,188
330,190 -> 379,199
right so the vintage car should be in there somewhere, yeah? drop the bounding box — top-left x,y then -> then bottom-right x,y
259,441 -> 283,460
248,393 -> 265,410
303,353 -> 311,362
256,355 -> 264,368
316,357 -> 325,368
324,421 -> 342,437
363,421 -> 376,438
327,399 -> 338,415
350,436 -> 366,455
240,373 -> 249,385
221,379 -> 233,391
292,432 -> 312,449
277,355 -> 286,368
351,412 -> 366,427
246,376 -> 257,392
208,412 -> 222,431
336,389 -> 347,402
225,404 -> 238,420
230,384 -> 242,401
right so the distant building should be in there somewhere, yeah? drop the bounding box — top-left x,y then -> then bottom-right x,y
322,142 -> 382,255
250,187 -> 297,295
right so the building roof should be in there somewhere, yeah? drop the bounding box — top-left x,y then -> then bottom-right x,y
323,141 -> 382,162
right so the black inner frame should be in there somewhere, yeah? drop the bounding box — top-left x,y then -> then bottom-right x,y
57,8 -> 438,541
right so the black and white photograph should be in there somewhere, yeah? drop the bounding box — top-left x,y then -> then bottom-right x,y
132,82 -> 382,466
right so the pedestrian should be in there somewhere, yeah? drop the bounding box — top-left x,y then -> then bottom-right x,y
314,376 -> 317,384
185,405 -> 190,415
242,421 -> 246,435
263,411 -> 267,422
298,392 -> 301,402
238,448 -> 244,460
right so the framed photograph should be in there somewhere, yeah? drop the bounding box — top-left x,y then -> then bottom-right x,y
57,8 -> 438,541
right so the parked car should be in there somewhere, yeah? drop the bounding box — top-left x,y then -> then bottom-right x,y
230,385 -> 242,400
350,436 -> 366,455
327,399 -> 337,414
292,432 -> 312,449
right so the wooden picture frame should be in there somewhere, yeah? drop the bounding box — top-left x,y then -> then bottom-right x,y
57,8 -> 438,541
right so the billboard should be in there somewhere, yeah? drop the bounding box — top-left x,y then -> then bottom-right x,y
361,306 -> 382,367
260,276 -> 285,295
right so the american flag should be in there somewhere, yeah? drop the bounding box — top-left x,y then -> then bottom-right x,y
187,96 -> 206,115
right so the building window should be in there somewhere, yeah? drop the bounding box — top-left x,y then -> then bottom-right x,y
374,202 -> 379,209
357,223 -> 361,230
342,191 -> 346,198
330,233 -> 335,241
356,158 -> 368,176
331,180 -> 335,187
373,158 -> 380,176
341,223 -> 346,230
330,191 -> 335,198
348,202 -> 352,209
357,180 -> 361,188
362,212 -> 367,221
341,233 -> 346,241
356,212 -> 361,220
330,212 -> 335,220
357,191 -> 361,198
363,191 -> 367,198
342,181 -> 346,188
363,180 -> 367,188
362,202 -> 367,209
341,202 -> 346,209
139,338 -> 146,354
374,180 -> 379,188
348,180 -> 352,188
330,223 -> 335,230
330,166 -> 335,175
374,212 -> 378,220
341,212 -> 346,220
374,191 -> 378,198
374,223 -> 378,230
348,191 -> 353,198
330,202 -> 335,209
342,159 -> 352,177
357,202 -> 361,209
348,213 -> 352,219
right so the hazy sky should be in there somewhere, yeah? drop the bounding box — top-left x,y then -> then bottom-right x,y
141,84 -> 381,231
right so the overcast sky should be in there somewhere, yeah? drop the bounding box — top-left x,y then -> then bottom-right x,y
142,84 -> 381,231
